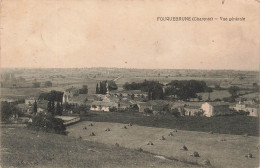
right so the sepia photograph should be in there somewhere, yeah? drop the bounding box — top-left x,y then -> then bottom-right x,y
0,0 -> 259,167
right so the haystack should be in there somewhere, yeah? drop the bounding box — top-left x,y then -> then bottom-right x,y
160,136 -> 166,140
122,126 -> 127,129
181,145 -> 188,151
128,123 -> 132,126
202,159 -> 211,166
220,138 -> 226,142
147,141 -> 154,145
89,132 -> 95,136
137,148 -> 143,152
191,151 -> 200,157
168,132 -> 174,136
245,153 -> 253,158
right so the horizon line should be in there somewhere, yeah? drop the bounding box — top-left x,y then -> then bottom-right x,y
1,66 -> 259,72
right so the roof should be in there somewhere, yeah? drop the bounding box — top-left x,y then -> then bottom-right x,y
17,103 -> 30,109
37,100 -> 49,109
69,94 -> 88,102
184,106 -> 201,109
203,102 -> 230,106
137,100 -> 174,107
118,100 -> 135,107
91,101 -> 118,107
246,104 -> 259,108
171,101 -> 203,109
110,90 -> 148,95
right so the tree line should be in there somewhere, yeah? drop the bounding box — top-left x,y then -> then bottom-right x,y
123,80 -> 211,101
96,80 -> 118,94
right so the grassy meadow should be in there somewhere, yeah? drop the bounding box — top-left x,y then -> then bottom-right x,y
1,127 -> 200,168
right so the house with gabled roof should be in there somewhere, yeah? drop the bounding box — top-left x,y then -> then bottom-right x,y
201,102 -> 231,117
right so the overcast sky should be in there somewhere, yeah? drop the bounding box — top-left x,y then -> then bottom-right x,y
1,0 -> 259,70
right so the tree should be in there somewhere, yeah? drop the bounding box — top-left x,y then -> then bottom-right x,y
144,108 -> 153,114
1,102 -> 20,122
72,105 -> 90,115
228,86 -> 240,98
56,102 -> 63,116
27,113 -> 66,134
33,100 -> 37,115
79,85 -> 88,94
96,83 -> 99,94
44,81 -> 52,87
131,94 -> 135,100
197,95 -> 202,102
252,83 -> 259,92
169,108 -> 180,117
33,82 -> 41,88
205,87 -> 213,101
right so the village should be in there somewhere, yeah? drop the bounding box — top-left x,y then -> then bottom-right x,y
2,75 -> 259,125
1,74 -> 259,168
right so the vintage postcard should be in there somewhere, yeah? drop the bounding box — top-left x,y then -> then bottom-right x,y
0,0 -> 259,167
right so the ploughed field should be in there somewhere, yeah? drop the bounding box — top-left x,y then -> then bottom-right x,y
68,121 -> 259,168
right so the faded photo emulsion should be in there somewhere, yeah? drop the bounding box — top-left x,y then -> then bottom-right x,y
0,0 -> 259,168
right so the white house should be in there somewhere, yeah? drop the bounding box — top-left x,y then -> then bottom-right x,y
25,97 -> 37,105
234,102 -> 258,117
201,102 -> 230,117
90,101 -> 118,112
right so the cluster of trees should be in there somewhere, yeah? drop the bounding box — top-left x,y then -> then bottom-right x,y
1,101 -> 22,122
96,80 -> 118,94
44,81 -> 52,87
27,113 -> 66,134
39,90 -> 64,115
79,85 -> 88,94
165,80 -> 209,101
33,82 -> 41,88
123,80 -> 164,100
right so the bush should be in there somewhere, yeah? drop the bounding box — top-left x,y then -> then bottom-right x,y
109,107 -> 117,112
33,82 -> 41,88
1,102 -> 22,122
144,108 -> 153,114
44,81 -> 52,87
169,108 -> 180,117
27,113 -> 66,135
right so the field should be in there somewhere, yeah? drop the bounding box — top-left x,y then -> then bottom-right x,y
197,90 -> 231,101
0,127 -> 200,168
67,121 -> 259,168
81,112 -> 259,136
1,68 -> 259,100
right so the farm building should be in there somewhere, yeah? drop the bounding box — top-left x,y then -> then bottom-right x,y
90,101 -> 118,112
201,102 -> 230,117
234,102 -> 259,117
63,94 -> 88,106
118,100 -> 135,110
184,106 -> 202,116
110,90 -> 148,98
137,100 -> 173,113
25,97 -> 37,105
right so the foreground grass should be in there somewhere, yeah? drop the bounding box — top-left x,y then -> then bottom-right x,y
1,127 -> 201,168
81,112 -> 259,136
